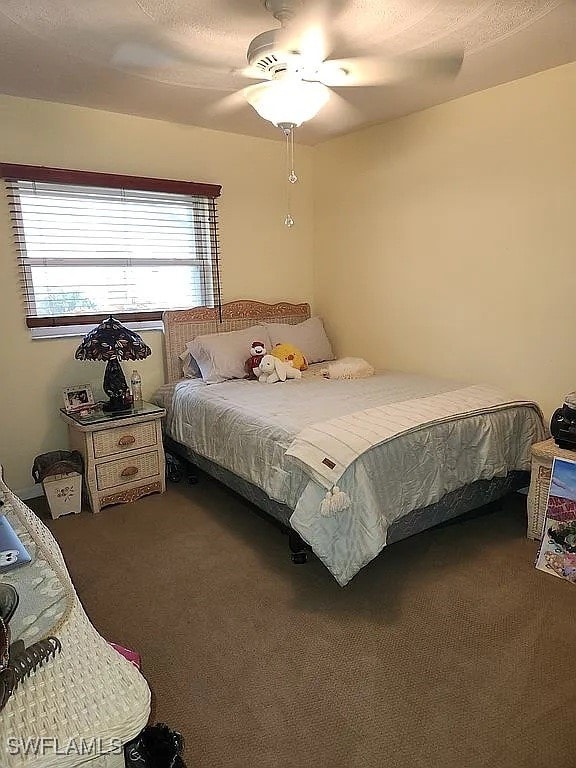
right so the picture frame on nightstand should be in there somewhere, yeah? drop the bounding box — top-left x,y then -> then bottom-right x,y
62,384 -> 95,413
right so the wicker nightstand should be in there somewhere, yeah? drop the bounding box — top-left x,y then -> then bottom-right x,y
60,402 -> 166,513
527,438 -> 576,539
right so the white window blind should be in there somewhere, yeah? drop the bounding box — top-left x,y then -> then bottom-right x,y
2,165 -> 222,328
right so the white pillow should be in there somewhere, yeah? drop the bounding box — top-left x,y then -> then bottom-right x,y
186,325 -> 271,384
265,317 -> 335,364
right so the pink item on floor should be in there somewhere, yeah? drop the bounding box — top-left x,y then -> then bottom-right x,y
109,642 -> 142,669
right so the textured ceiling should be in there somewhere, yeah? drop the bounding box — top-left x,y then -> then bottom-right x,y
0,0 -> 575,144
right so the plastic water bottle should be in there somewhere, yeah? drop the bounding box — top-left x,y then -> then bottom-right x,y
130,370 -> 142,406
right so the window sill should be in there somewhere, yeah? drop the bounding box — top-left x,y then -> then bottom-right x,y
30,320 -> 164,340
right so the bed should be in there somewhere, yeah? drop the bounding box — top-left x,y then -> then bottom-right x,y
155,300 -> 546,586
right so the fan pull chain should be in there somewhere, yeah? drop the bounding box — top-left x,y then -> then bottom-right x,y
283,124 -> 297,228
289,128 -> 298,185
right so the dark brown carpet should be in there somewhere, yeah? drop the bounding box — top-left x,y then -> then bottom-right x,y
32,477 -> 576,768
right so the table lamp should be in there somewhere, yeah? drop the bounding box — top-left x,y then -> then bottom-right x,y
75,316 -> 151,412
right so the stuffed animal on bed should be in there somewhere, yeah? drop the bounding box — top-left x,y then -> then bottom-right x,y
270,342 -> 308,371
244,340 -> 267,379
255,354 -> 302,383
321,357 -> 374,379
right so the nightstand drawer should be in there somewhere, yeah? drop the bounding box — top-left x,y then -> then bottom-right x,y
93,422 -> 158,459
96,451 -> 160,490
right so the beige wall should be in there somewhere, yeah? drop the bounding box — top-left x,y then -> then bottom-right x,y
0,96 -> 314,491
5,61 -> 576,490
315,61 -> 576,424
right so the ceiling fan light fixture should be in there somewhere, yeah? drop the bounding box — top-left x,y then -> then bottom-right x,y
245,78 -> 329,127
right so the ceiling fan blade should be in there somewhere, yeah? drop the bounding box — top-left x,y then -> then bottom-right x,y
310,87 -> 360,130
231,66 -> 273,81
111,39 -> 248,76
317,51 -> 464,87
276,0 -> 335,65
111,42 -> 181,69
112,41 -> 270,88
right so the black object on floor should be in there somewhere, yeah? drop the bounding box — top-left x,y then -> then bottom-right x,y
165,453 -> 184,483
124,723 -> 187,768
165,452 -> 198,485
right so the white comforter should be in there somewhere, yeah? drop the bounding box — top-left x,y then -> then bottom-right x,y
156,370 -> 545,585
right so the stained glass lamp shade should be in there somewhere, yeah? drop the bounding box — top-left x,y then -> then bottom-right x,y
75,316 -> 151,412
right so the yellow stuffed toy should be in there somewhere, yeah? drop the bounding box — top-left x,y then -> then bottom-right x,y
270,343 -> 308,371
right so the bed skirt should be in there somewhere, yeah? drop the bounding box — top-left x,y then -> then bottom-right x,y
164,436 -> 528,544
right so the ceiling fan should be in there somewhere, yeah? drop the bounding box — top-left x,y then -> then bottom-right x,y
234,0 -> 463,130
114,0 -> 463,228
115,0 -> 464,132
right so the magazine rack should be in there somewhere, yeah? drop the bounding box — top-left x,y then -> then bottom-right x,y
527,438 -> 576,539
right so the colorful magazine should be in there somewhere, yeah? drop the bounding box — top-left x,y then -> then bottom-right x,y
535,456 -> 576,583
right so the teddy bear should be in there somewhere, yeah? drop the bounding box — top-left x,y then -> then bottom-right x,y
270,342 -> 308,371
244,340 -> 267,379
255,354 -> 302,383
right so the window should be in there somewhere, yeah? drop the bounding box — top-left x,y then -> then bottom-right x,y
1,164 -> 222,329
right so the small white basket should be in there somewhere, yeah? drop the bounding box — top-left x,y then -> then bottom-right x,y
42,471 -> 82,519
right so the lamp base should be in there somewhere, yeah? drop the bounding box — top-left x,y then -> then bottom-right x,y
102,396 -> 133,413
102,357 -> 132,412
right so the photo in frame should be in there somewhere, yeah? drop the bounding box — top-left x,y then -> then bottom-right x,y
62,384 -> 95,413
535,456 -> 576,584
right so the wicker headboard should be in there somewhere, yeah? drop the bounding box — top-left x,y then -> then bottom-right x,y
162,300 -> 311,383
